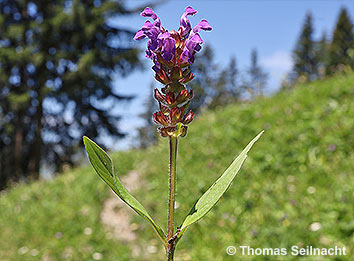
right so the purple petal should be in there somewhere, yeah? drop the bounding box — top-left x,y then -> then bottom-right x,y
142,20 -> 153,30
152,19 -> 161,28
147,39 -> 158,52
187,52 -> 195,64
145,48 -> 154,59
152,61 -> 161,72
183,47 -> 196,62
194,44 -> 201,52
158,32 -> 176,61
179,6 -> 197,38
136,20 -> 163,43
143,26 -> 161,42
189,33 -> 204,44
141,7 -> 161,27
134,20 -> 154,41
141,7 -> 157,20
157,31 -> 172,40
180,47 -> 196,64
134,29 -> 146,40
181,33 -> 204,64
162,39 -> 176,61
180,49 -> 191,63
184,33 -> 203,53
184,6 -> 197,16
193,19 -> 212,33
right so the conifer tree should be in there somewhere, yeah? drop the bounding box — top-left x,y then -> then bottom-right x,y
327,7 -> 354,74
189,46 -> 243,111
0,0 -> 141,188
188,45 -> 217,111
292,12 -> 318,82
208,56 -> 241,108
246,49 -> 268,97
227,57 -> 241,98
316,31 -> 330,78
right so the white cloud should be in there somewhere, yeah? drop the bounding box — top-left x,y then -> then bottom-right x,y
261,50 -> 292,70
259,50 -> 293,92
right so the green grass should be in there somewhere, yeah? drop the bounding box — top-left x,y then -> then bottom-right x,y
1,73 -> 354,260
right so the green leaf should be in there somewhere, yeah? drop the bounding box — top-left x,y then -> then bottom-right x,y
83,136 -> 167,247
177,131 -> 264,240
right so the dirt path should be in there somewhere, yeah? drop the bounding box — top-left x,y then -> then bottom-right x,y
100,170 -> 164,258
100,170 -> 141,242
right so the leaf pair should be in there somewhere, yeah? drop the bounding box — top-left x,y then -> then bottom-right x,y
83,131 -> 263,248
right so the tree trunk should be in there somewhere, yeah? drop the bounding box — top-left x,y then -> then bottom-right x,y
14,111 -> 24,179
28,90 -> 43,179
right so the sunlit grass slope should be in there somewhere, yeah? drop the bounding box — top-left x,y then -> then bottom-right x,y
1,73 -> 353,260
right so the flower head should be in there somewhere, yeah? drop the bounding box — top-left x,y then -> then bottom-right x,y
135,6 -> 211,138
134,6 -> 212,72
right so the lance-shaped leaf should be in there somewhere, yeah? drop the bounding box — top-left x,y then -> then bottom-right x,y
177,131 -> 264,241
83,136 -> 167,248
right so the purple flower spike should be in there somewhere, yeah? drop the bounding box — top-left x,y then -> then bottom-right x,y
134,6 -> 212,138
179,6 -> 197,38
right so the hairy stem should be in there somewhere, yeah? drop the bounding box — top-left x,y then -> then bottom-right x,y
167,136 -> 178,260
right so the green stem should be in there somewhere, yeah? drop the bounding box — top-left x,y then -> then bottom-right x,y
167,136 -> 178,260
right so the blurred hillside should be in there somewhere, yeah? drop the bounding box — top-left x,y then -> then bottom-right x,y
0,73 -> 353,260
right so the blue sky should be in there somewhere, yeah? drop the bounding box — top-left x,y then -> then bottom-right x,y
108,0 -> 354,149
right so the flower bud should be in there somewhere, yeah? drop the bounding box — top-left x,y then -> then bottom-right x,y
154,88 -> 165,103
158,126 -> 176,137
182,67 -> 190,77
170,107 -> 183,124
153,111 -> 169,126
176,89 -> 189,104
158,127 -> 169,137
170,67 -> 182,81
155,69 -> 171,84
179,125 -> 188,137
157,53 -> 173,68
183,110 -> 195,125
158,124 -> 188,137
165,92 -> 175,106
169,30 -> 181,47
189,89 -> 194,99
159,102 -> 170,115
180,71 -> 194,84
181,101 -> 190,114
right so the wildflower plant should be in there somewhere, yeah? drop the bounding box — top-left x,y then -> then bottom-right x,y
83,6 -> 263,260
